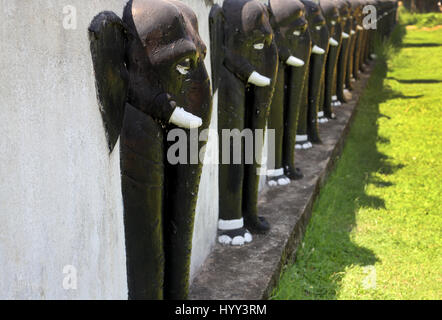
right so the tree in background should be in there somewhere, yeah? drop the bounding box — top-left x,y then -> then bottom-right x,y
401,0 -> 440,13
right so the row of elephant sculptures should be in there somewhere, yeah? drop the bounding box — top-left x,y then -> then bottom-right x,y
89,0 -> 398,300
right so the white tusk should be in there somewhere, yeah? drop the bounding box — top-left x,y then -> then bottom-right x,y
248,71 -> 271,87
169,107 -> 202,129
176,65 -> 190,75
312,45 -> 325,55
293,30 -> 301,36
329,37 -> 339,46
342,32 -> 350,39
286,56 -> 305,67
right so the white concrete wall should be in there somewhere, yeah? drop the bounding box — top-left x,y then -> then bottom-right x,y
188,0 -> 220,283
0,0 -> 130,300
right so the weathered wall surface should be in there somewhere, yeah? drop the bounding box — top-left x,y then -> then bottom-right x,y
0,0 -> 130,299
0,0 -> 270,298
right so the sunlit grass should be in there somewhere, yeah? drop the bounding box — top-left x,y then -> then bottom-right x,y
272,24 -> 442,300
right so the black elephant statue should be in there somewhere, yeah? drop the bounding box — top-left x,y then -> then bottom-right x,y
297,0 -> 329,144
318,0 -> 340,122
335,0 -> 353,104
210,0 -> 279,245
89,0 -> 212,300
266,0 -> 308,186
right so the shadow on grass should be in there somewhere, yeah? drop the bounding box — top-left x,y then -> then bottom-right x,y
387,77 -> 441,84
401,42 -> 441,48
273,25 -> 408,300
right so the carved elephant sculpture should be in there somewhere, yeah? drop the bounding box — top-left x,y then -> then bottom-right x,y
336,0 -> 353,104
296,0 -> 329,144
318,0 -> 340,122
266,0 -> 308,186
210,0 -> 279,245
89,0 -> 212,300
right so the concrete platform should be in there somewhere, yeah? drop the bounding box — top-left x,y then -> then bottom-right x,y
189,66 -> 374,300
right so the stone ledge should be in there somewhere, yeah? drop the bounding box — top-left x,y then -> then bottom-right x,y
189,65 -> 374,300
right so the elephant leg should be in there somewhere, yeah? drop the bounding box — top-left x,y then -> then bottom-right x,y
218,70 -> 252,246
163,137 -> 203,299
353,29 -> 362,80
163,64 -> 212,300
307,52 -> 327,143
325,41 -> 341,118
360,31 -> 368,71
296,63 -> 313,150
267,66 -> 290,187
318,74 -> 328,124
346,30 -> 356,90
243,85 -> 272,234
337,35 -> 351,103
283,64 -> 308,179
121,104 -> 165,300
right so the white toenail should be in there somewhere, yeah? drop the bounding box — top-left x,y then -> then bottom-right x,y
232,236 -> 245,246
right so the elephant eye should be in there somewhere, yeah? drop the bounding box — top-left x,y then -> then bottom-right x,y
253,43 -> 264,50
176,58 -> 191,75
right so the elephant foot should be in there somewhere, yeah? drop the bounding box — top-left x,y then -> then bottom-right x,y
332,96 -> 342,107
244,216 -> 270,234
295,142 -> 313,149
218,219 -> 253,246
317,112 -> 328,124
295,135 -> 313,150
218,227 -> 253,246
343,89 -> 353,101
267,168 -> 291,187
285,167 -> 304,180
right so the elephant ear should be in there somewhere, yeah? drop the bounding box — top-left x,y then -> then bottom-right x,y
89,11 -> 129,153
209,4 -> 225,93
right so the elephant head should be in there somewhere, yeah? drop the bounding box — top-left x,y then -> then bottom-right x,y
301,0 -> 329,55
352,0 -> 364,29
268,0 -> 308,67
122,0 -> 211,129
337,0 -> 351,36
217,0 -> 277,87
319,0 -> 340,47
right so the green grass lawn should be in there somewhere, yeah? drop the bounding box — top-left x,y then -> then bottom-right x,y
398,7 -> 442,28
272,25 -> 442,300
